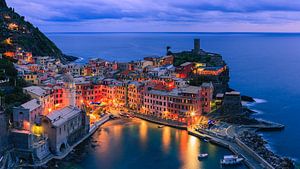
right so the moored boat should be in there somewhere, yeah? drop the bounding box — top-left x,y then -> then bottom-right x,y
203,139 -> 209,142
198,153 -> 208,159
220,155 -> 243,165
158,125 -> 164,128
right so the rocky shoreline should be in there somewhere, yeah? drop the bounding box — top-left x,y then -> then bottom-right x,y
239,131 -> 294,169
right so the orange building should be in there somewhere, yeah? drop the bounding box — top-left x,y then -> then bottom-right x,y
194,65 -> 227,76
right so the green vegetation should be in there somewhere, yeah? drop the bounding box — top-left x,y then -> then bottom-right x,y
173,52 -> 202,66
0,0 -> 77,63
0,0 -> 7,8
188,76 -> 216,86
173,51 -> 222,67
0,58 -> 31,113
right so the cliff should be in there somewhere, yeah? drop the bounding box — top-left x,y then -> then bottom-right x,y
0,0 -> 7,8
0,0 -> 77,63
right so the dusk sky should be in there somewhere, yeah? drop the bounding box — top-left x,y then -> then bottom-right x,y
7,0 -> 300,32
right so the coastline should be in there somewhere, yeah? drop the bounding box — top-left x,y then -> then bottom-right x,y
133,113 -> 187,129
132,111 -> 291,169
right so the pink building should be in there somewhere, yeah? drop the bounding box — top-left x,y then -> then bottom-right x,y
142,84 -> 212,125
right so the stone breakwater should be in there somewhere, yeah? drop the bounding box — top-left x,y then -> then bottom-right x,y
238,131 -> 294,169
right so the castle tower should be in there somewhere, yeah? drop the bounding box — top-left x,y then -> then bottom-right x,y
194,39 -> 200,54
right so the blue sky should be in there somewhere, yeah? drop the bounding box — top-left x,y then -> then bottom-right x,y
7,0 -> 300,32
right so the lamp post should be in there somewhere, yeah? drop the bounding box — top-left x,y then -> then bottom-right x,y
190,111 -> 195,129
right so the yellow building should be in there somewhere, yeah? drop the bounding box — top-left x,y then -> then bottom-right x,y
24,73 -> 39,85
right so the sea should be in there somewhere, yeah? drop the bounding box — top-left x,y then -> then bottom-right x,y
47,32 -> 300,168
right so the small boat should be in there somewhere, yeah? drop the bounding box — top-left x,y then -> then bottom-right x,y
91,143 -> 98,148
157,125 -> 164,128
220,155 -> 243,165
0,155 -> 3,162
198,153 -> 208,159
203,139 -> 209,142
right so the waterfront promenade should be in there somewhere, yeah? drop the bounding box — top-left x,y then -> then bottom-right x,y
188,128 -> 273,169
133,113 -> 187,129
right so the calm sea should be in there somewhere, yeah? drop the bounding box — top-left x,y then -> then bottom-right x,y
47,32 -> 300,167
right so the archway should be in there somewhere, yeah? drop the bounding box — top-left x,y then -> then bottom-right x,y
60,143 -> 66,152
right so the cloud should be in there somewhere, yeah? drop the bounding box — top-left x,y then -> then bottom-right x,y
6,0 -> 300,32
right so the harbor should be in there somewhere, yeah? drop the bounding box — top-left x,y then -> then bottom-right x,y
131,111 -> 286,169
1,1 -> 299,167
64,118 -> 248,169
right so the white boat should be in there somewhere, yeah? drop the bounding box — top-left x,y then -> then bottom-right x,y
0,155 -> 3,162
198,153 -> 208,159
203,139 -> 209,142
157,125 -> 164,128
220,155 -> 243,165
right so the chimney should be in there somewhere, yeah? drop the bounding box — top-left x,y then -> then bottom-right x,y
194,39 -> 200,54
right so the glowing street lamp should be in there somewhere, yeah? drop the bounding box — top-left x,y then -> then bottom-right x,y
191,111 -> 195,117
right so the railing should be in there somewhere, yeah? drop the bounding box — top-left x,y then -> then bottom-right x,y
134,113 -> 187,128
235,137 -> 275,169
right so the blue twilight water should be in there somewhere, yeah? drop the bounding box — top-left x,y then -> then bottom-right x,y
47,32 -> 300,164
73,119 -> 246,169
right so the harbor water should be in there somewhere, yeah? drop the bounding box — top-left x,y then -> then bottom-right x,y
62,119 -> 246,169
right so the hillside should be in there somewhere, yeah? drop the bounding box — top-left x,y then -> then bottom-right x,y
0,0 -> 77,63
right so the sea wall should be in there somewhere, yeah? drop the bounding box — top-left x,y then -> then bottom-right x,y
235,137 -> 274,169
134,113 -> 187,129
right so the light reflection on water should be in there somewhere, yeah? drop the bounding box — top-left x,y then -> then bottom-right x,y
139,120 -> 148,148
76,119 -> 246,169
162,127 -> 171,154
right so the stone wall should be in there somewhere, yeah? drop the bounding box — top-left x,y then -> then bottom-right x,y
235,137 -> 275,169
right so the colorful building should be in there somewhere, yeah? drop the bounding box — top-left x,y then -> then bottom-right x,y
142,84 -> 213,125
176,62 -> 194,78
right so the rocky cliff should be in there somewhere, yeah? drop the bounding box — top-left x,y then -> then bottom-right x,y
0,0 -> 7,8
0,0 -> 77,63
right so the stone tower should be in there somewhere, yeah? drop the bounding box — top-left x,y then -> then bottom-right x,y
194,39 -> 200,54
64,73 -> 76,107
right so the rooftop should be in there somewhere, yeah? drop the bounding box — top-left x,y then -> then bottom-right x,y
177,86 -> 201,94
147,85 -> 201,96
180,62 -> 193,67
202,82 -> 213,88
24,86 -> 47,97
161,55 -> 173,59
20,99 -> 40,111
46,106 -> 81,127
225,91 -> 241,96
